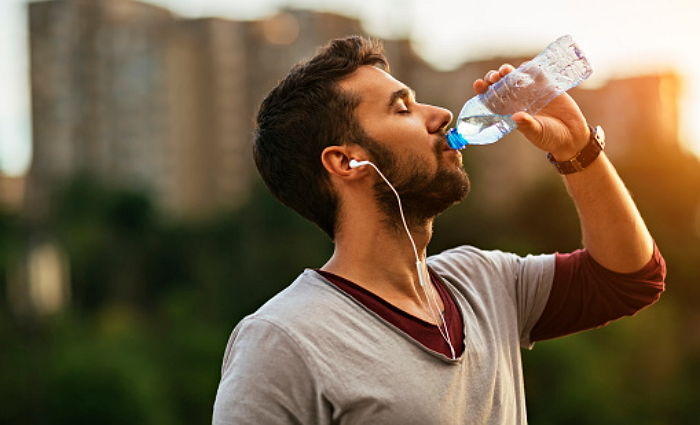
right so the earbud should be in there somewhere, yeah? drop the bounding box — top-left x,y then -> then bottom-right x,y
349,159 -> 370,169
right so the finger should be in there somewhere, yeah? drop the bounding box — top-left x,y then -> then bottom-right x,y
485,70 -> 500,84
477,65 -> 514,93
512,111 -> 543,142
473,79 -> 488,94
498,63 -> 515,76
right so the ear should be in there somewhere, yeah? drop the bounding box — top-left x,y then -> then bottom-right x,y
321,145 -> 368,179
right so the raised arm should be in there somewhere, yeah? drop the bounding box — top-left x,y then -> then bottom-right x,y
474,64 -> 654,272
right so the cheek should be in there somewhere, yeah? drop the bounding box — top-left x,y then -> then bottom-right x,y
381,120 -> 429,150
371,114 -> 424,135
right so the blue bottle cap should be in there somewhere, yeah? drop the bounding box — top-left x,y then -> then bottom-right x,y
446,128 -> 468,150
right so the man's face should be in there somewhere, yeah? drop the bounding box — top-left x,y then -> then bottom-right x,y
338,66 -> 470,225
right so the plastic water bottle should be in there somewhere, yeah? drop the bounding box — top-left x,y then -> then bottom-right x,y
446,35 -> 593,149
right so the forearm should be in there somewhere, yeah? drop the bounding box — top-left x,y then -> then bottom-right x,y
562,152 -> 654,273
484,64 -> 656,270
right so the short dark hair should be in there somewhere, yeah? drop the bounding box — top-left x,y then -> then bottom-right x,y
253,36 -> 388,239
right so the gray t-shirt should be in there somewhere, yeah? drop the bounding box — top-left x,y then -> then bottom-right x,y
213,245 -> 555,424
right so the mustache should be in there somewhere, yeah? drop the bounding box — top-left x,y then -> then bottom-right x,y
434,134 -> 449,156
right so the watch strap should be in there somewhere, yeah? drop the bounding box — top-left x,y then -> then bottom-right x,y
547,125 -> 605,174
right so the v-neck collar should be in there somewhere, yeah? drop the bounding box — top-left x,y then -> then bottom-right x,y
306,268 -> 469,364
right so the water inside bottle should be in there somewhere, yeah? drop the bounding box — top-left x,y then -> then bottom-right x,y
453,114 -> 516,146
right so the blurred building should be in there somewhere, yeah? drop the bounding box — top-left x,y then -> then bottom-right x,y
574,73 -> 681,158
165,17 -> 252,216
0,173 -> 26,212
26,0 -> 683,219
27,0 -> 367,218
28,0 -> 173,216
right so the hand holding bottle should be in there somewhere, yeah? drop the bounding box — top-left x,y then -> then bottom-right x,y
473,63 -> 590,160
446,35 -> 593,156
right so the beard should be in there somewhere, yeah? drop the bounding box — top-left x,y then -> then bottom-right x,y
358,133 -> 470,229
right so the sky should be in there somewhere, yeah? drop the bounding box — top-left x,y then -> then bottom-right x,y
1,0 -> 699,176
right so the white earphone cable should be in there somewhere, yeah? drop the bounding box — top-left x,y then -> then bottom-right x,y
352,160 -> 456,359
360,161 -> 420,264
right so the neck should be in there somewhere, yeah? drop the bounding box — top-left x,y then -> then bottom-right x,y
321,214 -> 435,306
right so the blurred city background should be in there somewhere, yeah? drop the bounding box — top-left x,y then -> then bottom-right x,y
0,0 -> 699,424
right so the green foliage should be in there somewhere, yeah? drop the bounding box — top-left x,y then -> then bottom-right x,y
0,176 -> 333,425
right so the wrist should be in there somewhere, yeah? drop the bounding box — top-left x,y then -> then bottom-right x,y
549,127 -> 591,161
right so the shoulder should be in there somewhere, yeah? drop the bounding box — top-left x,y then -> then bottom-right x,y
429,244 -> 514,264
215,287 -> 332,424
427,245 -> 555,298
245,269 -> 349,330
429,245 -> 557,348
221,270 -> 349,371
429,245 -> 554,274
428,245 -> 520,278
225,269 -> 363,355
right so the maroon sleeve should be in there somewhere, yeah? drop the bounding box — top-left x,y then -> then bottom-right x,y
530,244 -> 666,342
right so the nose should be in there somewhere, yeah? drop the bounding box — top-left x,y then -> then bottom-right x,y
426,104 -> 453,135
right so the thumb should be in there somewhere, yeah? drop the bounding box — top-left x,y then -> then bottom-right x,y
512,111 -> 543,143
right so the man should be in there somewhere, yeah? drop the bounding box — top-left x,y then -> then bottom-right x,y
213,36 -> 665,424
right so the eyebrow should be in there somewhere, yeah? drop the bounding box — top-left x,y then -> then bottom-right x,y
387,87 -> 416,108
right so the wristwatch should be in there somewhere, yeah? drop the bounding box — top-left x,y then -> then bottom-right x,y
547,125 -> 605,174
